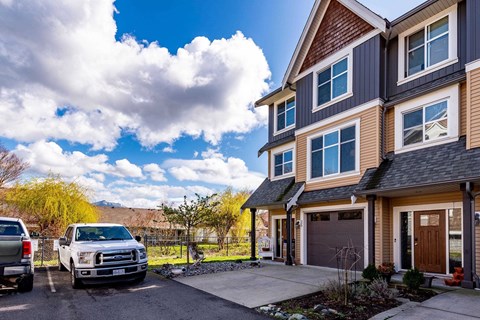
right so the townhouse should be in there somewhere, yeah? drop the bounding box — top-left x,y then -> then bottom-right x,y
242,0 -> 480,288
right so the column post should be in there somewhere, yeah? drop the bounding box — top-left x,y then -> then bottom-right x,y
367,195 -> 376,265
250,208 -> 257,261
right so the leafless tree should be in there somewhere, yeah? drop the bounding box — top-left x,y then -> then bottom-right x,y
0,144 -> 29,188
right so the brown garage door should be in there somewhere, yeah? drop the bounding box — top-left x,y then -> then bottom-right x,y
307,210 -> 364,269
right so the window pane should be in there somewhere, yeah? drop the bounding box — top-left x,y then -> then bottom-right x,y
311,137 -> 323,151
403,109 -> 423,129
420,214 -> 439,226
403,126 -> 423,146
274,165 -> 283,177
409,29 -> 425,49
332,72 -> 348,98
324,131 -> 338,146
283,150 -> 292,162
277,113 -> 285,130
286,109 -> 295,127
425,119 -> 448,141
277,102 -> 285,114
425,101 -> 447,122
318,68 -> 331,85
324,145 -> 339,175
311,150 -> 323,178
338,210 -> 362,220
274,154 -> 283,166
428,16 -> 448,40
428,34 -> 448,66
318,83 -> 331,106
332,58 -> 347,76
408,46 -> 425,75
341,126 -> 355,142
286,97 -> 295,110
284,162 -> 293,174
340,140 -> 355,172
400,212 -> 412,270
448,208 -> 462,273
311,213 -> 330,222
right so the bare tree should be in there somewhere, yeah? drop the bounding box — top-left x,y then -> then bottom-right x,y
0,144 -> 29,188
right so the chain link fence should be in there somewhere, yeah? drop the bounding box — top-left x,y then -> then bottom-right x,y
31,237 -> 59,266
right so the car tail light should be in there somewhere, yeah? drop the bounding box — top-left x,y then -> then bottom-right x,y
22,240 -> 32,259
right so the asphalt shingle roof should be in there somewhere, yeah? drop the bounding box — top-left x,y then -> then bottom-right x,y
258,134 -> 295,157
297,184 -> 357,204
356,136 -> 480,194
242,177 -> 304,209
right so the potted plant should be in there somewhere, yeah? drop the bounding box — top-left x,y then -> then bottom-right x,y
377,262 -> 395,283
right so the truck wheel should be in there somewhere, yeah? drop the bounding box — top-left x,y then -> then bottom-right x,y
136,271 -> 147,283
18,274 -> 34,292
70,263 -> 82,289
58,256 -> 67,271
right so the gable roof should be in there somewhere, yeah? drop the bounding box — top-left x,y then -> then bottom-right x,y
282,0 -> 386,88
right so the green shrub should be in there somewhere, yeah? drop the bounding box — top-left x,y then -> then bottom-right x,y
403,268 -> 425,290
362,263 -> 380,281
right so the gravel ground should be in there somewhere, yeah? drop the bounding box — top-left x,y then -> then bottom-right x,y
153,261 -> 262,278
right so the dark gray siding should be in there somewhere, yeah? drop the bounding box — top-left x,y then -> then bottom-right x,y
268,104 -> 295,143
296,35 -> 382,130
387,1 -> 467,101
467,0 -> 480,63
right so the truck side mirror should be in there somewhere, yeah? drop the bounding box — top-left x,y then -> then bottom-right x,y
59,237 -> 67,246
135,236 -> 142,242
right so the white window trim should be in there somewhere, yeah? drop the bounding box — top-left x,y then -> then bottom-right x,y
300,204 -> 368,267
394,84 -> 459,153
270,142 -> 295,181
274,93 -> 296,136
397,4 -> 458,85
312,53 -> 353,113
306,119 -> 360,182
392,202 -> 462,274
270,214 -> 287,259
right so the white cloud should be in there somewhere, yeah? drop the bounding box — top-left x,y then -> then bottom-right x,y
201,148 -> 225,160
162,146 -> 176,153
114,159 -> 143,178
193,151 -> 199,158
164,151 -> 264,190
0,0 -> 270,150
143,163 -> 167,182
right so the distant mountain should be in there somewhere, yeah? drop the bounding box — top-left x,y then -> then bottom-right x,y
93,200 -> 124,208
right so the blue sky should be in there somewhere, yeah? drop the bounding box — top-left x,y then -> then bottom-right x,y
0,0 -> 423,208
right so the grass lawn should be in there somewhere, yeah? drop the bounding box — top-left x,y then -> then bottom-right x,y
148,255 -> 252,269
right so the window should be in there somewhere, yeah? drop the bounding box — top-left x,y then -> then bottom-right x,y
310,125 -> 356,179
317,57 -> 348,107
311,213 -> 330,222
274,150 -> 293,177
402,100 -> 448,146
338,210 -> 363,220
406,16 -> 449,77
276,97 -> 295,132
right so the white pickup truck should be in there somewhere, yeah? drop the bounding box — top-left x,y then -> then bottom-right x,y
58,223 -> 148,289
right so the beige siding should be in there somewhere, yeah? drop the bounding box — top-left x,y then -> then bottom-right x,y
375,197 -> 392,265
385,108 -> 395,153
296,106 -> 381,191
468,68 -> 480,149
390,192 -> 462,207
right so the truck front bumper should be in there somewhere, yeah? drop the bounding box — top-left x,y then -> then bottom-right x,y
74,263 -> 148,279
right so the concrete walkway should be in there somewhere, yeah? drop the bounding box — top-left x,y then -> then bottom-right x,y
174,262 -> 344,308
372,288 -> 480,319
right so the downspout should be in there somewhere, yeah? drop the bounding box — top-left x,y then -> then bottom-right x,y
382,26 -> 392,160
466,183 -> 479,281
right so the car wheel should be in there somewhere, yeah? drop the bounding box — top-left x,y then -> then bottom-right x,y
58,255 -> 67,271
70,262 -> 82,289
17,274 -> 34,292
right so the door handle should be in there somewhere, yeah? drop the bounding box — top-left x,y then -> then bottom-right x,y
414,237 -> 418,246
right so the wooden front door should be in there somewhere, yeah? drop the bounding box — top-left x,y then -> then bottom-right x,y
414,210 -> 446,273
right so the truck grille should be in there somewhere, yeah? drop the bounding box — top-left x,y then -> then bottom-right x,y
95,250 -> 137,267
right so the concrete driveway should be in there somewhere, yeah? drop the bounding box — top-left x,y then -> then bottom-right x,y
174,262 -> 348,308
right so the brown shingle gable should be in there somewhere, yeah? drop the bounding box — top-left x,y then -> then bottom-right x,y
300,0 -> 374,73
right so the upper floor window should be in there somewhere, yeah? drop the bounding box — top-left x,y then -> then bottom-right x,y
274,149 -> 293,177
275,96 -> 295,133
317,58 -> 348,106
407,16 -> 449,77
394,84 -> 459,153
310,124 -> 357,179
398,5 -> 457,84
403,100 -> 447,146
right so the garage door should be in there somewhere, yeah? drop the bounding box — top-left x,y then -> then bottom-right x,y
307,210 -> 364,269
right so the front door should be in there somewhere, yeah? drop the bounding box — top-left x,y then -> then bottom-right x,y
274,218 -> 294,259
414,210 -> 446,273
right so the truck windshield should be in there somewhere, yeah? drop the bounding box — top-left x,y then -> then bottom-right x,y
0,221 -> 23,236
75,226 -> 133,241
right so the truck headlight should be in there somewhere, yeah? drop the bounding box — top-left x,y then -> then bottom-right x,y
138,248 -> 147,260
77,252 -> 94,264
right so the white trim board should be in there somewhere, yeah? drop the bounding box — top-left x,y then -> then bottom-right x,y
466,59 -> 480,73
269,142 -> 296,181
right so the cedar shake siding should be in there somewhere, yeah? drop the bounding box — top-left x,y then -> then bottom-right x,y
300,0 -> 374,73
296,106 -> 381,191
296,35 -> 383,130
386,1 -> 467,103
467,68 -> 480,149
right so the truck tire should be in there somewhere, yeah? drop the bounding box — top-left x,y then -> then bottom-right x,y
70,262 -> 82,289
17,274 -> 34,292
58,256 -> 67,271
135,271 -> 147,283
